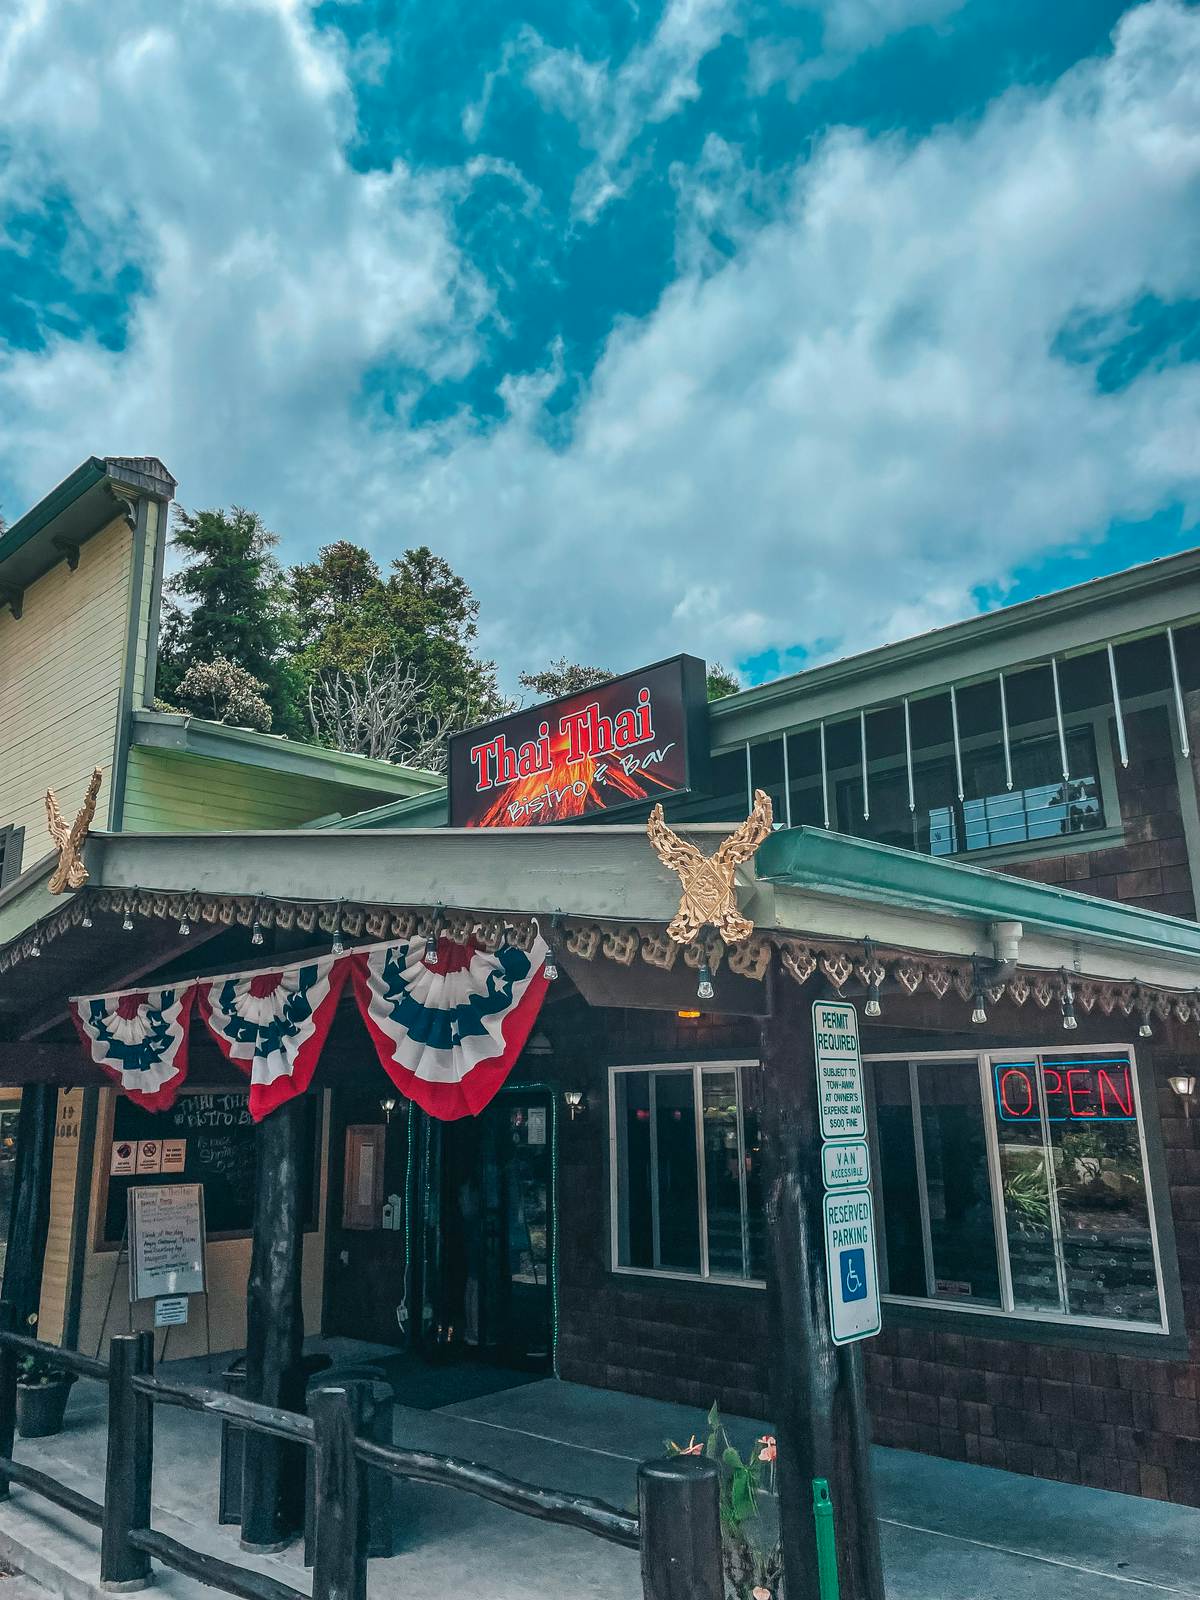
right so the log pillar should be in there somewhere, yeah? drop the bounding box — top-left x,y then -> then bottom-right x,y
240,1098 -> 307,1551
1,1084 -> 58,1333
758,961 -> 885,1600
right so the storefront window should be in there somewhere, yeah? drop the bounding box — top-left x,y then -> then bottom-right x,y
836,726 -> 1105,858
868,1049 -> 1165,1329
612,1063 -> 764,1283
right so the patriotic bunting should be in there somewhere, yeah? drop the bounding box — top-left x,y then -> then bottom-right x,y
351,934 -> 550,1120
71,983 -> 196,1111
197,954 -> 351,1121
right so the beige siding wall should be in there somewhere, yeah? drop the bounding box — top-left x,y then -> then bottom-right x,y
0,515 -> 134,849
74,1091 -> 331,1360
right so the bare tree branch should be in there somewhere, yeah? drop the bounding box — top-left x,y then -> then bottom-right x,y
306,647 -> 461,771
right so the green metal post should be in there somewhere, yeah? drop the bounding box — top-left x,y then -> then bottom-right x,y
813,1479 -> 840,1600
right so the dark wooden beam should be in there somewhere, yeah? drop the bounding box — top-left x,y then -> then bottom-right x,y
241,1099 -> 307,1550
1,1086 -> 58,1331
758,960 -> 885,1600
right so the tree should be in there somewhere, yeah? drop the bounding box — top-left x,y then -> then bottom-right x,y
158,506 -> 301,732
517,658 -> 613,701
707,662 -> 740,700
173,656 -> 273,731
287,541 -> 510,765
306,649 -> 456,770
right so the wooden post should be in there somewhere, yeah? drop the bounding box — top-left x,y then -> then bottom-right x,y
310,1384 -> 368,1600
0,1302 -> 18,1500
1,1085 -> 58,1333
758,960 -> 885,1600
101,1330 -> 154,1591
637,1457 -> 723,1600
241,1098 -> 307,1551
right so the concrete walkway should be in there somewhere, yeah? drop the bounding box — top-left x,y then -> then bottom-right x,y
0,1356 -> 1196,1600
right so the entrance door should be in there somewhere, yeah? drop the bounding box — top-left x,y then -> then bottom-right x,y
420,1089 -> 555,1372
324,1089 -> 414,1346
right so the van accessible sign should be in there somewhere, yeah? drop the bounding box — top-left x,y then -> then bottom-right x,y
447,655 -> 710,828
813,999 -> 866,1139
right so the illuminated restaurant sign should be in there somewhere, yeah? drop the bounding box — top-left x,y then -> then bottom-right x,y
448,655 -> 710,828
993,1056 -> 1136,1122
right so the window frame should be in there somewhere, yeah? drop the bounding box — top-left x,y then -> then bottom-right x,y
608,1060 -> 765,1290
0,826 -> 25,890
864,1043 -> 1171,1336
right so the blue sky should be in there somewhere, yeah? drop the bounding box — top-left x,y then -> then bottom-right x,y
0,0 -> 1198,689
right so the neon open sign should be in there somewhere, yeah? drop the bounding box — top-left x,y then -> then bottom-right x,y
993,1058 -> 1136,1123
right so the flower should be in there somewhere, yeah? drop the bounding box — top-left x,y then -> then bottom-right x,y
679,1435 -> 703,1456
756,1435 -> 777,1463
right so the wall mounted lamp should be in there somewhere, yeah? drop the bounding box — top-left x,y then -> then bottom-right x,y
564,1089 -> 586,1121
1168,1075 -> 1197,1118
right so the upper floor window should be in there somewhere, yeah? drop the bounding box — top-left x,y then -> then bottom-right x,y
836,726 -> 1105,858
610,1062 -> 765,1285
0,826 -> 23,889
868,1049 -> 1166,1330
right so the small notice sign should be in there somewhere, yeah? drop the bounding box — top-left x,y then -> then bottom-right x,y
813,1000 -> 865,1139
823,1187 -> 881,1345
110,1141 -> 136,1177
128,1184 -> 206,1303
154,1296 -> 189,1327
822,1139 -> 871,1191
135,1139 -> 163,1175
162,1139 -> 187,1174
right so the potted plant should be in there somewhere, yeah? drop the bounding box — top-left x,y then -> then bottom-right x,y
668,1404 -> 783,1600
16,1352 -> 77,1438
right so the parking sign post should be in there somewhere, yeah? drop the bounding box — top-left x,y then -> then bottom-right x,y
758,964 -> 886,1600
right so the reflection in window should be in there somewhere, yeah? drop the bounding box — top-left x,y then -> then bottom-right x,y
870,1051 -> 1164,1327
613,1065 -> 763,1283
837,727 -> 1105,857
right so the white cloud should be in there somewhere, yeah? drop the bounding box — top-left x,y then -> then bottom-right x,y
1,0 -> 1198,696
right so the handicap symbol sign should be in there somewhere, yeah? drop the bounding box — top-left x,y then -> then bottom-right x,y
840,1247 -> 868,1303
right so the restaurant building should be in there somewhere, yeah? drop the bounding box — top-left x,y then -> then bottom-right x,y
2,452 -> 1200,1595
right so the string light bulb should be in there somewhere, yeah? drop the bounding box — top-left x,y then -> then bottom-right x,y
330,902 -> 345,957
970,957 -> 986,1026
1061,976 -> 1078,1031
80,906 -> 93,930
696,957 -> 715,1002
1137,988 -> 1153,1038
122,900 -> 134,932
251,903 -> 264,947
179,908 -> 191,937
28,936 -> 40,959
425,906 -> 444,966
864,978 -> 881,1019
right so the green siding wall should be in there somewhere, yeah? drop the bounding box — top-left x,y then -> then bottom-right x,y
122,747 -> 397,831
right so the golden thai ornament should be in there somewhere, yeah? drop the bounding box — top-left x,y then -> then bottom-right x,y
647,788 -> 773,944
45,767 -> 103,893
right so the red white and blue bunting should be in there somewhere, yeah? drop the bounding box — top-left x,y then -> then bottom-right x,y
351,934 -> 551,1120
68,933 -> 550,1122
197,955 -> 351,1121
70,983 -> 196,1112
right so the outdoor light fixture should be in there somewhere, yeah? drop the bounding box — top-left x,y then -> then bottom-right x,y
251,902 -> 264,947
178,911 -> 191,937
80,906 -> 92,930
564,1089 -> 585,1120
543,912 -> 562,982
863,940 -> 882,1017
1169,1075 -> 1197,1118
28,936 -> 40,959
1138,989 -> 1153,1038
122,899 -> 134,932
696,958 -> 715,1002
425,906 -> 444,966
1061,974 -> 1078,1031
331,902 -> 345,958
380,1096 -> 398,1122
971,957 -> 987,1026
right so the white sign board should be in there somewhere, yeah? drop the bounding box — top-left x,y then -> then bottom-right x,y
822,1139 -> 871,1191
154,1296 -> 189,1327
813,1000 -> 865,1139
128,1184 -> 206,1303
823,1187 -> 881,1345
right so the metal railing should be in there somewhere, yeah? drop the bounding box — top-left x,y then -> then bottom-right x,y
0,1306 -> 723,1600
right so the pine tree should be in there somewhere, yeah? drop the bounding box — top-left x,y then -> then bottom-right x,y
158,506 -> 301,732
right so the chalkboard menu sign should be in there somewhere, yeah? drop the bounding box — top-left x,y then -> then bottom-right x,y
101,1092 -> 320,1246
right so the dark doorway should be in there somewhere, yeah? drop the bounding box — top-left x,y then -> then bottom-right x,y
324,1085 -> 556,1374
419,1088 -> 555,1373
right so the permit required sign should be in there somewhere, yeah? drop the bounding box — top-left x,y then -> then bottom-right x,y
813,999 -> 866,1139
